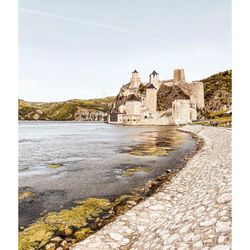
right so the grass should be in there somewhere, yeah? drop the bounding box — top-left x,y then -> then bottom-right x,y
193,115 -> 232,127
208,110 -> 230,119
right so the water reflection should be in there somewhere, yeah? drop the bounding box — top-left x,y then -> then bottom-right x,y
122,127 -> 184,156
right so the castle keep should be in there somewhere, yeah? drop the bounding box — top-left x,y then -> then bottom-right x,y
108,69 -> 204,125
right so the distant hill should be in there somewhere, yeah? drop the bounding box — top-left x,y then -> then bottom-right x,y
18,97 -> 115,121
200,70 -> 232,118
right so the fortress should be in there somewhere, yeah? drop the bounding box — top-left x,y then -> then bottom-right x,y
108,69 -> 204,125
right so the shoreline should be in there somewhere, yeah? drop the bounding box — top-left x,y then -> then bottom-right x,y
18,124 -> 195,228
19,127 -> 201,250
72,125 -> 231,249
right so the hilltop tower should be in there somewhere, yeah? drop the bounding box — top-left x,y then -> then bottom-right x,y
145,84 -> 157,114
190,81 -> 205,109
130,69 -> 141,88
173,69 -> 185,82
149,70 -> 160,89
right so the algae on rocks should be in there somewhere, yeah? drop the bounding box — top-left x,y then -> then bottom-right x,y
18,195 -> 142,250
48,163 -> 63,169
19,191 -> 33,200
122,167 -> 151,177
18,198 -> 110,250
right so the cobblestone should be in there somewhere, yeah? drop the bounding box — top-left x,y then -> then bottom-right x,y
72,125 -> 232,249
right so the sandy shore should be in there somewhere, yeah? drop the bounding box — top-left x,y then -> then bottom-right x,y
72,125 -> 232,250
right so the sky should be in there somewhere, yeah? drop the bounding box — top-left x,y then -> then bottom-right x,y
19,0 -> 231,102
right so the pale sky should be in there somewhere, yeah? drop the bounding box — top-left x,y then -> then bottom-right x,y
19,0 -> 231,102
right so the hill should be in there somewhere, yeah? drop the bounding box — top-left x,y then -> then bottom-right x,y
200,69 -> 232,117
18,97 -> 115,121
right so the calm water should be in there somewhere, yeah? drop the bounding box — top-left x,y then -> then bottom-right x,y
19,121 -> 196,227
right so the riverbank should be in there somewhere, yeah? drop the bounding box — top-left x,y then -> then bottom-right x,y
19,123 -> 199,250
72,125 -> 232,249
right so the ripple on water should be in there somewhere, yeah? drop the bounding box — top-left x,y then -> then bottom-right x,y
19,123 -> 196,229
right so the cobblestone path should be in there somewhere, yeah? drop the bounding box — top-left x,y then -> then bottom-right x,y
72,125 -> 232,250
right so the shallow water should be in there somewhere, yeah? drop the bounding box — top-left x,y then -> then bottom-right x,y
19,121 -> 196,227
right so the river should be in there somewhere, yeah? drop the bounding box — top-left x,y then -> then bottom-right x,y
19,121 -> 196,227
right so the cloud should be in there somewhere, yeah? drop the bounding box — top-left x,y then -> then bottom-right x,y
19,8 -> 171,44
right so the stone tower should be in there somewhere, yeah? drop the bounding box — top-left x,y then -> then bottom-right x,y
190,81 -> 205,109
145,84 -> 157,114
130,69 -> 141,88
172,99 -> 191,124
149,70 -> 160,89
173,69 -> 185,82
125,94 -> 141,115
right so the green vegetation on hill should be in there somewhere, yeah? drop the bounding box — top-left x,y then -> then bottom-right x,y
202,70 -> 232,101
195,69 -> 232,127
19,97 -> 115,121
200,70 -> 232,117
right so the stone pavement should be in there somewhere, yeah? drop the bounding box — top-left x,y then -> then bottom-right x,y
72,125 -> 232,250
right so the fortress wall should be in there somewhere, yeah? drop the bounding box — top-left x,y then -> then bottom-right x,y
145,89 -> 157,113
190,81 -> 205,109
162,82 -> 174,87
172,99 -> 191,125
122,114 -> 141,125
108,113 -> 124,123
160,80 -> 174,87
190,108 -> 197,121
118,104 -> 126,113
125,101 -> 141,115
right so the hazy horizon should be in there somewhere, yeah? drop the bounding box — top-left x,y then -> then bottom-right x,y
19,0 -> 231,102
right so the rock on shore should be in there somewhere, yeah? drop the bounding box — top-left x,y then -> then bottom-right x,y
72,125 -> 232,250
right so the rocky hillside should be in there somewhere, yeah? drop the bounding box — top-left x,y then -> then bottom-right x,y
157,85 -> 190,111
200,70 -> 232,117
19,97 -> 115,121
